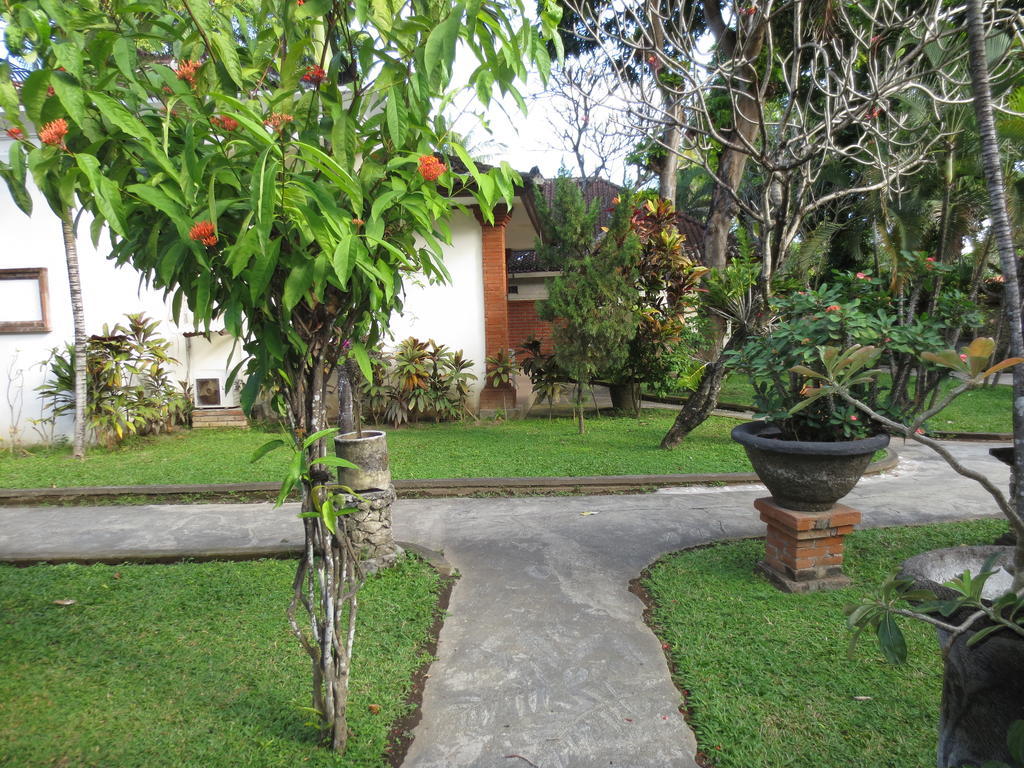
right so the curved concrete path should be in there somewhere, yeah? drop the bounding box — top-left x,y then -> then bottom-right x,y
0,440 -> 1010,767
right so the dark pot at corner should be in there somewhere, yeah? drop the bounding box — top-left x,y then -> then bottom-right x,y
901,546 -> 1024,768
333,430 -> 391,492
731,420 -> 890,511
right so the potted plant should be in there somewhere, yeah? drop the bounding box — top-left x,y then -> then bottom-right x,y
723,285 -> 938,510
797,337 -> 1024,767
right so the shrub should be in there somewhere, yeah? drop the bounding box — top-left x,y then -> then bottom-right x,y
36,313 -> 191,446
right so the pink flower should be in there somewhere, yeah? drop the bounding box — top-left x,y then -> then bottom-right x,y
825,304 -> 841,312
959,353 -> 968,361
850,415 -> 859,421
855,272 -> 867,279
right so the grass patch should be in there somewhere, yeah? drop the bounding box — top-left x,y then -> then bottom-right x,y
0,410 -> 752,489
644,519 -> 1009,768
0,555 -> 443,767
698,375 -> 1010,433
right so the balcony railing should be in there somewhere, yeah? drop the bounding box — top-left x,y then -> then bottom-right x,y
506,249 -> 560,274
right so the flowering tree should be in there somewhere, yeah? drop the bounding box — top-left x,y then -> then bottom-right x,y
0,0 -> 558,751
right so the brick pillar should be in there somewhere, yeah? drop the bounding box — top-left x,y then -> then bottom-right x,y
474,205 -> 516,411
754,497 -> 861,593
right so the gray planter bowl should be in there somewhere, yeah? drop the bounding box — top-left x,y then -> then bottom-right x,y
731,420 -> 890,511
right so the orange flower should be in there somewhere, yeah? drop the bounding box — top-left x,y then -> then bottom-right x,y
301,65 -> 327,87
5,127 -> 23,140
39,118 -> 68,146
210,115 -> 239,132
189,220 -> 218,247
264,113 -> 294,131
175,59 -> 202,87
825,304 -> 841,312
418,155 -> 446,181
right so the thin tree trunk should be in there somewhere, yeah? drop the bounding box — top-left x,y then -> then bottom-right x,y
966,0 -> 1024,589
661,327 -> 747,448
61,208 -> 87,459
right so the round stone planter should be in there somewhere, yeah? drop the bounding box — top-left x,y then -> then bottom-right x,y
333,430 -> 391,492
731,420 -> 890,512
900,546 -> 1023,768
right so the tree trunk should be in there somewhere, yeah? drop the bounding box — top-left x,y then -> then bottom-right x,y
61,208 -> 87,459
966,0 -> 1024,587
661,327 -> 747,448
285,325 -> 363,754
337,366 -> 355,435
609,381 -> 640,415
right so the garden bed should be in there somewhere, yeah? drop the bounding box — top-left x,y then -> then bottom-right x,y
641,518 -> 1010,768
0,554 -> 448,767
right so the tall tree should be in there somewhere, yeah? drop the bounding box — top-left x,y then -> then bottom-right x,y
965,0 -> 1024,583
0,0 -> 558,751
566,0 -> 1022,447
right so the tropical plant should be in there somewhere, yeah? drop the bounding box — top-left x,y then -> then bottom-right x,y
35,313 -> 191,446
361,337 -> 476,427
0,0 -> 558,752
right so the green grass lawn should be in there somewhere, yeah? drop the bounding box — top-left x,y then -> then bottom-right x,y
644,519 -> 1010,768
0,554 -> 442,767
709,375 -> 1011,433
0,410 -> 753,489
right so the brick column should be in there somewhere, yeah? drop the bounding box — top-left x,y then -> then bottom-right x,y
474,205 -> 516,411
754,497 -> 861,593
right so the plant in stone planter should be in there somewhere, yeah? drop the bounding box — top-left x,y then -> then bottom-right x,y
794,338 -> 1024,767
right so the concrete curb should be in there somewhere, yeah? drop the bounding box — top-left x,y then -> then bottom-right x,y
0,448 -> 900,503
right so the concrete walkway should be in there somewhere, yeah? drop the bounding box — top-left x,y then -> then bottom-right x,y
0,440 -> 1010,768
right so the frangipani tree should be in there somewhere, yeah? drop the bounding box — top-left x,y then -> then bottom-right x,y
0,0 -> 559,751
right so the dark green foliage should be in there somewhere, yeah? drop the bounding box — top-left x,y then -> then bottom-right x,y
727,277 -> 978,440
0,555 -> 442,767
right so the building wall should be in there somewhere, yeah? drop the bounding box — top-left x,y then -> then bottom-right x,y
0,138 -> 239,445
507,300 -> 554,352
387,210 -> 487,406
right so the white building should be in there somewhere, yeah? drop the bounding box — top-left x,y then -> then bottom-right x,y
0,138 -> 565,445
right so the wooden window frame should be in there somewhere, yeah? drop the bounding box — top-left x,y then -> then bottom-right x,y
0,268 -> 50,333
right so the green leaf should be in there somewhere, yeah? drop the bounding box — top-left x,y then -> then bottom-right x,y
1008,720 -> 1024,763
302,427 -> 340,450
239,369 -> 264,415
251,438 -> 289,463
89,92 -> 152,143
283,261 -> 314,311
2,144 -> 32,215
295,0 -> 332,17
350,341 -> 373,382
76,154 -> 126,235
310,456 -> 360,469
876,614 -> 907,664
211,32 -> 244,88
51,71 -> 88,130
423,3 -> 464,84
112,37 -> 138,80
21,70 -> 50,127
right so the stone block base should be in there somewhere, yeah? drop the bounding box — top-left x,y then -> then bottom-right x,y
333,485 -> 402,573
755,497 -> 861,592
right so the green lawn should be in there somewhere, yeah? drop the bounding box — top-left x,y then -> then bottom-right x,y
0,410 -> 753,489
644,519 -> 1009,768
711,375 -> 1011,433
0,554 -> 442,767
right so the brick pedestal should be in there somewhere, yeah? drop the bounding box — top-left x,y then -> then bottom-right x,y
755,497 -> 861,593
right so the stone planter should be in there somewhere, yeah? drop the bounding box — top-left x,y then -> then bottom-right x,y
608,382 -> 640,415
333,430 -> 391,492
731,420 -> 890,512
900,546 -> 1023,768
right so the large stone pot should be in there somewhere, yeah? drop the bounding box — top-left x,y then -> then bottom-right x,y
731,420 -> 890,511
900,546 -> 1024,768
334,430 -> 391,492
